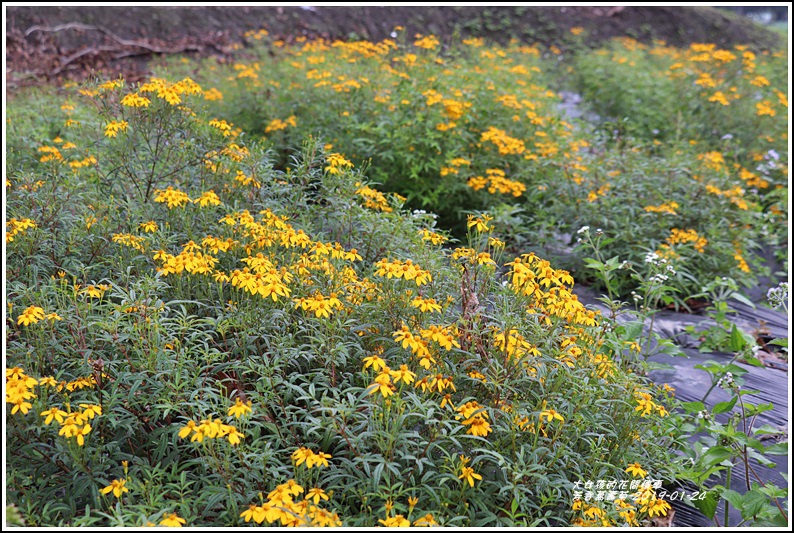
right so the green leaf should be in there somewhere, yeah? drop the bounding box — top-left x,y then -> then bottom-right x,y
682,401 -> 706,413
739,489 -> 770,521
720,489 -> 744,511
763,442 -> 788,456
701,446 -> 734,469
729,292 -> 755,308
712,396 -> 737,415
729,324 -> 747,352
691,490 -> 718,519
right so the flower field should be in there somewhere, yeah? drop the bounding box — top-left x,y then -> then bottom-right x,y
4,26 -> 789,528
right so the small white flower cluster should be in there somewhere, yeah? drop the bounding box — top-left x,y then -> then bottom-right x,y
631,291 -> 641,302
644,252 -> 659,264
697,410 -> 711,421
649,273 -> 669,284
767,282 -> 788,309
717,372 -> 735,390
577,226 -> 589,235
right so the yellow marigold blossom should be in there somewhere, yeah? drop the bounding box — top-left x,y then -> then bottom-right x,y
733,242 -> 751,273
390,365 -> 416,385
203,87 -> 223,101
228,397 -> 252,419
294,292 -> 344,318
306,487 -> 330,505
58,415 -> 92,445
120,92 -> 151,107
292,447 -> 332,468
411,296 -> 442,313
467,214 -> 493,233
194,190 -> 222,207
414,34 -> 440,49
226,426 -> 245,445
756,101 -> 776,117
154,187 -> 192,208
413,513 -> 437,527
539,408 -> 564,423
100,478 -> 129,499
363,354 -> 387,372
642,497 -> 672,518
208,118 -> 233,136
355,184 -> 393,212
625,462 -> 647,478
112,233 -> 146,252
666,228 -> 707,253
79,404 -> 103,419
375,258 -> 432,285
644,201 -> 679,215
6,217 -> 37,242
368,371 -> 395,398
379,514 -> 411,527
456,402 -> 492,437
139,220 -> 158,233
178,420 -> 198,439
160,513 -> 186,527
240,504 -> 268,524
481,126 -> 526,155
419,324 -> 460,351
708,91 -> 730,106
17,305 -> 45,326
265,115 -> 297,133
82,284 -> 110,299
98,78 -> 124,90
104,120 -> 129,138
749,75 -> 770,87
459,465 -> 483,487
419,228 -> 448,245
39,376 -> 58,387
583,505 -> 606,520
38,145 -> 63,162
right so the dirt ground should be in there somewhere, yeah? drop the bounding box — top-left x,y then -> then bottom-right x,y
5,6 -> 781,88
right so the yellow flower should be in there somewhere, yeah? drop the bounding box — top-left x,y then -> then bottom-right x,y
642,497 -> 672,518
306,487 -> 329,505
226,426 -> 245,446
379,514 -> 410,527
459,466 -> 483,487
390,365 -> 416,385
104,120 -> 129,138
160,513 -> 186,527
100,478 -> 129,499
368,371 -> 395,398
467,214 -> 494,233
407,496 -> 418,510
178,420 -> 197,439
17,305 -> 46,326
463,416 -> 492,437
363,354 -> 387,372
120,92 -> 151,107
413,513 -> 438,526
625,462 -> 647,478
227,397 -> 252,419
139,221 -> 158,233
411,296 -> 442,313
539,408 -> 564,423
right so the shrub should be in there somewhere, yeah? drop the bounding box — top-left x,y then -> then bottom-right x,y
6,75 -> 680,527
